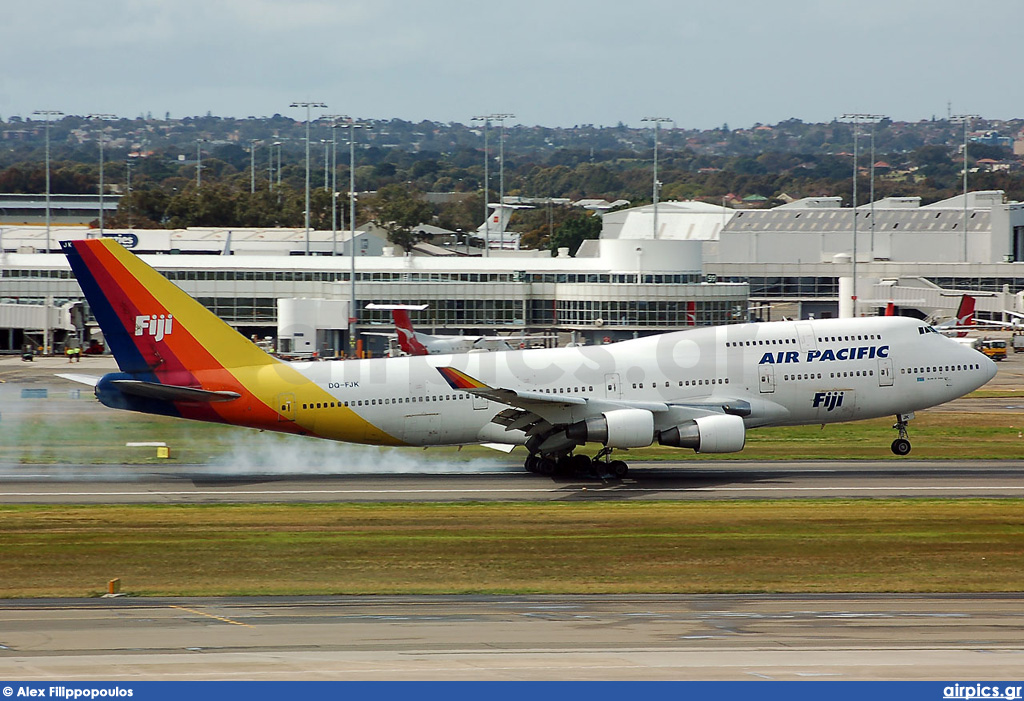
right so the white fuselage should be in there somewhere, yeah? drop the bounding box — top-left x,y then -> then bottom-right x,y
285,316 -> 996,447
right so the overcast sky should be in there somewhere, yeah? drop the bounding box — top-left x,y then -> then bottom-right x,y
1,0 -> 1018,130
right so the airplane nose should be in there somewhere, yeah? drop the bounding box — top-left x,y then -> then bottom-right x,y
985,356 -> 998,382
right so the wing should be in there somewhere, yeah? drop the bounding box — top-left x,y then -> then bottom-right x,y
436,367 -> 750,442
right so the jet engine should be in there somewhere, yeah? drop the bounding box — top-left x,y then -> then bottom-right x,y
658,413 -> 746,453
566,408 -> 655,448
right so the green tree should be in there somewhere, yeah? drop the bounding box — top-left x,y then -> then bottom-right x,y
549,211 -> 601,256
368,184 -> 435,253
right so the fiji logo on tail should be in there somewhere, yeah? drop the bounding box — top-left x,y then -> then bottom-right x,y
812,391 -> 844,412
135,314 -> 173,342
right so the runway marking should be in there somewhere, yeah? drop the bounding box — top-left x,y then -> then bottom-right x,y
2,485 -> 1024,497
169,604 -> 250,627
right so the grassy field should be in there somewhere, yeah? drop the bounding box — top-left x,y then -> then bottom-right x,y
3,397 -> 1023,464
1,501 -> 1022,598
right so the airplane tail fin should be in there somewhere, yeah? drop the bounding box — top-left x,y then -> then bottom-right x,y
956,295 -> 976,326
62,239 -> 277,380
392,309 -> 430,356
475,204 -> 517,237
885,301 -> 895,316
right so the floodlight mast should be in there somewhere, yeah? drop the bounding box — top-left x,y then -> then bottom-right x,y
87,114 -> 116,237
641,117 -> 672,240
321,115 -> 348,257
195,138 -> 207,188
952,114 -> 980,262
249,139 -> 260,194
33,109 -> 64,252
471,114 -> 513,255
290,101 -> 327,255
345,118 -> 372,356
840,113 -> 885,317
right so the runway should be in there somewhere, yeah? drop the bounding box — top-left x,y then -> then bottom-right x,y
1,594 -> 1022,680
1,460 -> 1023,503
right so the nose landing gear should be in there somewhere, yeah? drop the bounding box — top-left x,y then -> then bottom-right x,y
891,413 -> 914,456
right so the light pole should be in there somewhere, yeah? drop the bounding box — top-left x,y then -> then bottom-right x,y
641,117 -> 672,239
840,114 -> 885,317
471,114 -> 503,256
33,109 -> 63,252
87,114 -> 115,237
862,115 -> 888,259
195,138 -> 206,188
126,157 -> 133,230
952,114 -> 979,262
346,118 -> 372,356
290,101 -> 327,255
322,140 -> 330,192
270,141 -> 283,190
249,139 -> 260,194
322,115 -> 349,256
488,114 -> 515,249
268,141 -> 278,189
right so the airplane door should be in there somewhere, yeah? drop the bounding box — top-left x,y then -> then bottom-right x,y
604,373 -> 622,399
472,393 -> 488,410
877,358 -> 894,387
275,393 -> 296,421
758,364 -> 776,393
796,323 -> 816,351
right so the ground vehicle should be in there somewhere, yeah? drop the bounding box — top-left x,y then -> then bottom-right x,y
981,339 -> 1008,361
1012,333 -> 1024,353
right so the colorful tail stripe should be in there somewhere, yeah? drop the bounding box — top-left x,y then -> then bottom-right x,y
437,366 -> 490,391
63,238 -> 282,428
63,238 -> 405,446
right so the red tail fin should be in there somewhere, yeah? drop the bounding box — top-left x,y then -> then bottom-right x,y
885,301 -> 895,316
393,309 -> 429,356
956,295 -> 975,326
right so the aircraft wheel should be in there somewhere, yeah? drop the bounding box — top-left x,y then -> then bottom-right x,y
537,458 -> 556,475
609,460 -> 628,478
891,438 -> 911,456
524,456 -> 539,473
569,454 -> 592,473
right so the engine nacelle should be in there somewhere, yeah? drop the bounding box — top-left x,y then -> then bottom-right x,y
658,413 -> 746,453
566,408 -> 655,448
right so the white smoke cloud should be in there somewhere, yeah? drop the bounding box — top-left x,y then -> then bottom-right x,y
208,431 -> 515,475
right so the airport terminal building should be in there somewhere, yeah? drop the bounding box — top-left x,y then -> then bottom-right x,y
0,224 -> 747,355
603,191 -> 1024,322
4,188 -> 1024,356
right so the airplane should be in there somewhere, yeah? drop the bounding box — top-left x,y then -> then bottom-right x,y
58,238 -> 997,477
363,304 -> 516,356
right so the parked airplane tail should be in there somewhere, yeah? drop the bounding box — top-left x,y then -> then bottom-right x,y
391,309 -> 430,356
955,294 -> 976,327
885,301 -> 895,316
61,239 -> 290,425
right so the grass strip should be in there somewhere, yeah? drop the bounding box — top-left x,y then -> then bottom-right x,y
1,500 -> 1022,597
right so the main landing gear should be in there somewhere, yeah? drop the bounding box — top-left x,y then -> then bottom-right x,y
891,413 -> 914,456
524,448 -> 629,478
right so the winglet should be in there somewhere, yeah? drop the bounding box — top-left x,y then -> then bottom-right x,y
437,367 -> 491,390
